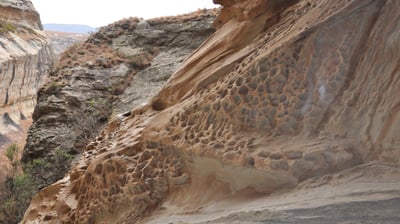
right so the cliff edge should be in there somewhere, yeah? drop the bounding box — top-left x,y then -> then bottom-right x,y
0,0 -> 53,147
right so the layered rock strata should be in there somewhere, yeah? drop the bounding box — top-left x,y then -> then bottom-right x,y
0,0 -> 53,149
22,0 -> 400,223
0,2 -> 53,219
0,0 -> 42,29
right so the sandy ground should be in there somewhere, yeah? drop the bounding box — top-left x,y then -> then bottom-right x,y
143,162 -> 400,224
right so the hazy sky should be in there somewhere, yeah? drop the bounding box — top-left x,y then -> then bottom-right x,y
31,0 -> 217,27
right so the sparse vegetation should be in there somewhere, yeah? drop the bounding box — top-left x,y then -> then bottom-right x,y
52,148 -> 74,179
0,173 -> 36,223
147,8 -> 219,24
0,143 -> 73,223
0,143 -> 36,223
0,22 -> 16,34
54,147 -> 73,162
5,143 -> 18,165
96,16 -> 139,39
87,99 -> 96,107
57,41 -> 122,69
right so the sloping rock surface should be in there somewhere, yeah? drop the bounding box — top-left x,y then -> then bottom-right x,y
21,10 -> 216,188
22,0 -> 400,223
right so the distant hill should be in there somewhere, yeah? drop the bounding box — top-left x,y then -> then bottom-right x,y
45,31 -> 88,55
43,23 -> 97,34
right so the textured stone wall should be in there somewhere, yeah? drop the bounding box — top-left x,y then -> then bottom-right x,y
21,0 -> 400,223
21,9 -> 216,192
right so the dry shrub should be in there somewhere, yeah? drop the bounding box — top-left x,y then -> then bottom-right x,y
148,8 -> 220,24
57,42 -> 122,69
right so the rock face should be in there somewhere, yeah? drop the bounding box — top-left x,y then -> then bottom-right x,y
21,10 -> 216,188
22,0 -> 400,223
0,0 -> 52,150
0,2 -> 53,221
0,0 -> 42,29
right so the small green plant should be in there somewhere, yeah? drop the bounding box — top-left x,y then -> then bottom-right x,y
12,174 -> 31,189
5,143 -> 19,163
5,23 -> 16,32
54,147 -> 73,161
5,143 -> 20,176
24,158 -> 51,184
32,158 -> 47,167
52,148 -> 73,182
24,158 -> 52,188
87,99 -> 96,107
0,22 -> 16,34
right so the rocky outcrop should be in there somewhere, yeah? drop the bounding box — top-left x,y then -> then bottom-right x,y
0,0 -> 42,29
21,10 -> 216,188
0,0 -> 53,148
22,0 -> 400,223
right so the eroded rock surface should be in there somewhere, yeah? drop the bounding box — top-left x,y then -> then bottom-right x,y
22,10 -> 216,189
22,0 -> 400,223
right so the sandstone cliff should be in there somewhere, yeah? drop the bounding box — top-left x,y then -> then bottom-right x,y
0,0 -> 53,148
0,0 -> 42,29
22,0 -> 400,223
0,1 -> 53,222
21,10 -> 216,188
